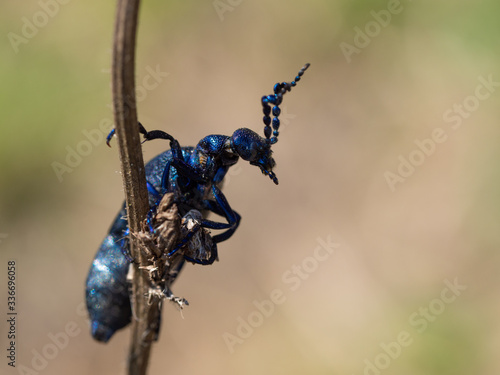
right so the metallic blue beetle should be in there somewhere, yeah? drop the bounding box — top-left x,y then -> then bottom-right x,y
86,63 -> 310,342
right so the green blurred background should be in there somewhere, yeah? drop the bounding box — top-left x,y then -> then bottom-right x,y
1,1 -> 499,374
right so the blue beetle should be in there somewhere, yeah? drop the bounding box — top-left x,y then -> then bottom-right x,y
86,63 -> 310,342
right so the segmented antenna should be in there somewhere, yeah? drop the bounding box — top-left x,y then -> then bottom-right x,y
261,63 -> 310,144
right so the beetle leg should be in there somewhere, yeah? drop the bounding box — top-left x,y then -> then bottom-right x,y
198,185 -> 241,243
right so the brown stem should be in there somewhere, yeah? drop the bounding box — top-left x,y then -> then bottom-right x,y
111,0 -> 158,373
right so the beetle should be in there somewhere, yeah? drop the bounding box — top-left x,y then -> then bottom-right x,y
85,63 -> 310,342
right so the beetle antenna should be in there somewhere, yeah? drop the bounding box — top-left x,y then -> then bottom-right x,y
261,63 -> 310,145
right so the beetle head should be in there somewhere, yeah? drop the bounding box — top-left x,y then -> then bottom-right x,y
230,128 -> 278,184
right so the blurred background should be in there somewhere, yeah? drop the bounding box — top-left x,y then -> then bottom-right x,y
1,1 -> 499,374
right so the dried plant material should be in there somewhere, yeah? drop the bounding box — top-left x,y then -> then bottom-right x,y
133,193 -> 214,314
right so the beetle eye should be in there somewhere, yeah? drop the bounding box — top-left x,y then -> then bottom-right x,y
231,128 -> 263,161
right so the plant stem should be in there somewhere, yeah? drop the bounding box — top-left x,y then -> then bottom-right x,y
111,0 -> 157,373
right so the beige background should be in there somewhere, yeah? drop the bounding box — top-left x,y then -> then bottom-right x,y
1,1 -> 499,374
